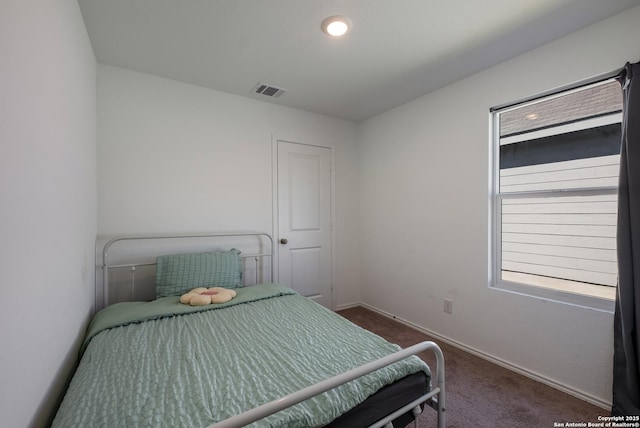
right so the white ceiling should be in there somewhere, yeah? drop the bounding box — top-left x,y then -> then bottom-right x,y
78,0 -> 640,122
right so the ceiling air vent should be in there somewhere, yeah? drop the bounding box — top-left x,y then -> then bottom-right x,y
252,82 -> 287,98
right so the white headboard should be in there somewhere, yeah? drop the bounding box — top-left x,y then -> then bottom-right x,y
95,232 -> 274,313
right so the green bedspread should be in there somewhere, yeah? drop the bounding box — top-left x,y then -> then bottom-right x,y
52,284 -> 430,428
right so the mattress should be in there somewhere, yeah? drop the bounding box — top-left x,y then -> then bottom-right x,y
52,284 -> 430,427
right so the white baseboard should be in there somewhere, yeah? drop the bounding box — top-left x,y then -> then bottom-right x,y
334,302 -> 361,311
355,302 -> 611,410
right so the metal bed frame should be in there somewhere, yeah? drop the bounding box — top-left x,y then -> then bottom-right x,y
97,231 -> 446,428
98,231 -> 275,311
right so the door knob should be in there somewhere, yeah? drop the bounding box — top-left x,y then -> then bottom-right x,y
280,238 -> 288,244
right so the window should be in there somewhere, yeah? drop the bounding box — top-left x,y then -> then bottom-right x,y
491,79 -> 622,311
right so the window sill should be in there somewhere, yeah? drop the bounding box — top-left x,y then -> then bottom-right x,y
494,271 -> 615,313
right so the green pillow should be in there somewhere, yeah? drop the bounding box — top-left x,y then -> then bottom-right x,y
155,249 -> 242,298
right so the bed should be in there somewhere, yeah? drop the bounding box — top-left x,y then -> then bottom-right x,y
52,232 -> 445,428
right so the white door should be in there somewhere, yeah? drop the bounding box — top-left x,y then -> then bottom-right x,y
276,140 -> 332,308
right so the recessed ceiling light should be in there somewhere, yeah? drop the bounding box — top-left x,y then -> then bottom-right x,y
321,15 -> 352,37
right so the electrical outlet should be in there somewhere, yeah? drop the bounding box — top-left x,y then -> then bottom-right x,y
444,299 -> 453,314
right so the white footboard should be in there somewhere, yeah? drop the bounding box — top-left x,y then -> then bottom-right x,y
208,340 -> 446,428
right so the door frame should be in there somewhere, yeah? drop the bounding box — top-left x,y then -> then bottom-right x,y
272,134 -> 336,309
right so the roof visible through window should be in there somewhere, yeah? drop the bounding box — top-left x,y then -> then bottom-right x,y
500,80 -> 621,137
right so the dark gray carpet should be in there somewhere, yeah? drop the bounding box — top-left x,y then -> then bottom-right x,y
338,306 -> 607,428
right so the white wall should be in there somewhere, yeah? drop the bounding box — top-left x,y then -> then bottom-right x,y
97,65 -> 361,307
0,1 -> 97,427
358,6 -> 640,407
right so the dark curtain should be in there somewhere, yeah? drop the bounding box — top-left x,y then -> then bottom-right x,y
612,61 -> 640,416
